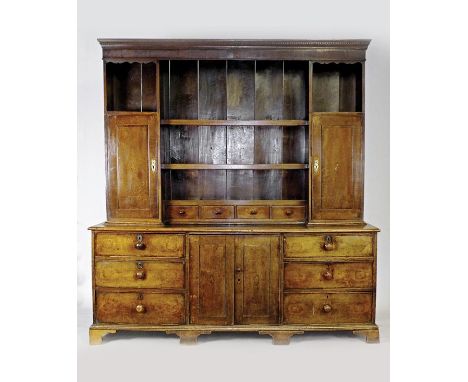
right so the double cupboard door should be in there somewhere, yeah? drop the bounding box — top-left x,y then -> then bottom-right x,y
189,235 -> 280,325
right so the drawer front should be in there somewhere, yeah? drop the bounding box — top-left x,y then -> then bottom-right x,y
167,205 -> 198,220
200,205 -> 234,219
236,205 -> 269,219
284,262 -> 373,289
283,292 -> 373,324
271,206 -> 305,220
284,235 -> 373,258
95,233 -> 184,257
95,260 -> 185,289
96,292 -> 185,325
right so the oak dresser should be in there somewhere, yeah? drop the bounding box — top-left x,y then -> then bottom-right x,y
89,39 -> 380,345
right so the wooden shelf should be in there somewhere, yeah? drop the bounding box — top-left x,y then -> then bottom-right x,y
166,200 -> 306,206
160,119 -> 308,126
161,164 -> 309,170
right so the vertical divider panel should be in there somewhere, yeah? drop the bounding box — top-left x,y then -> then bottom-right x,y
199,61 -> 227,199
308,61 -> 314,222
169,60 -> 199,199
159,61 -> 171,204
282,61 -> 308,200
142,63 -> 157,111
226,61 -> 255,199
254,61 -> 283,199
155,62 -> 162,221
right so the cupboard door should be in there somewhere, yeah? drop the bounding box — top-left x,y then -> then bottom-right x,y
107,113 -> 159,220
234,236 -> 280,324
189,235 -> 234,325
311,113 -> 363,221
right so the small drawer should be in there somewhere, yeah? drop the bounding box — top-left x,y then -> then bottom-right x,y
236,205 -> 269,219
167,205 -> 198,220
284,234 -> 373,258
200,205 -> 234,219
283,292 -> 373,324
271,206 -> 305,220
95,233 -> 184,257
284,262 -> 373,289
95,260 -> 185,289
96,292 -> 185,325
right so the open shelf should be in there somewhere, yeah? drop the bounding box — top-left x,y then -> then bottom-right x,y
160,60 -> 309,120
312,63 -> 362,112
166,199 -> 306,205
161,164 -> 309,170
106,62 -> 157,111
163,169 -> 307,201
161,119 -> 308,126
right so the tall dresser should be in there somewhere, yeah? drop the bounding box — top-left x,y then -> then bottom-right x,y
89,39 -> 380,345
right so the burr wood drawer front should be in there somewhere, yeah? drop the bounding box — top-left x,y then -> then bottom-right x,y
167,205 -> 198,220
284,234 -> 373,258
284,262 -> 373,289
95,260 -> 185,289
283,292 -> 373,324
236,205 -> 270,219
199,205 -> 235,219
96,292 -> 186,325
94,233 -> 184,257
271,206 -> 305,220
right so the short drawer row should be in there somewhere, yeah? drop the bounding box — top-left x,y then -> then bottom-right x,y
167,205 -> 306,221
94,233 -> 374,258
94,259 -> 373,289
95,291 -> 373,325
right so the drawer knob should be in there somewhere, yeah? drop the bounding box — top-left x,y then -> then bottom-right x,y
322,270 -> 333,280
285,209 -> 293,216
322,304 -> 332,313
249,209 -> 258,215
323,235 -> 335,251
214,208 -> 223,215
178,209 -> 186,215
135,304 -> 146,313
135,270 -> 146,280
235,267 -> 243,273
135,234 -> 146,250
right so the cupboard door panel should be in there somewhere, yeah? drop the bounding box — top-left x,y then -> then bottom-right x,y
235,236 -> 280,324
107,113 -> 158,219
311,113 -> 363,221
189,236 -> 234,325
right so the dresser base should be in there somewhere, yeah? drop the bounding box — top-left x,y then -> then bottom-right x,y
89,324 -> 379,345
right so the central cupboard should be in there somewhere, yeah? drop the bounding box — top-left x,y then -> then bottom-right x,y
189,235 -> 279,325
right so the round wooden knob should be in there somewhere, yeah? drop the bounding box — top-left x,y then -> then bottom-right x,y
322,304 -> 332,313
249,209 -> 258,215
323,236 -> 335,251
322,270 -> 333,280
285,209 -> 293,216
235,267 -> 243,273
135,304 -> 145,313
135,270 -> 146,280
178,209 -> 186,215
135,242 -> 146,250
214,208 -> 223,215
